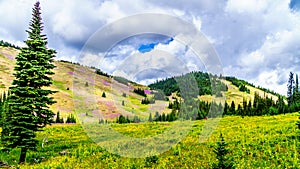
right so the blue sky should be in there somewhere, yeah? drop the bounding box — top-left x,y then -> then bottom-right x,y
0,0 -> 299,95
138,43 -> 158,53
138,37 -> 173,53
290,0 -> 300,9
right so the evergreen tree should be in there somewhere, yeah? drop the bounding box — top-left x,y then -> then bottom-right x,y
0,91 -> 9,128
133,115 -> 141,123
242,98 -> 247,115
237,104 -> 243,116
0,1 -> 56,163
247,101 -> 252,116
287,72 -> 295,106
223,102 -> 229,115
162,113 -> 166,121
277,96 -> 284,114
154,112 -> 159,120
294,74 -> 300,107
66,114 -> 76,123
229,101 -> 235,115
126,116 -> 130,123
213,133 -> 234,169
0,92 -> 5,122
102,92 -> 106,98
56,112 -> 64,123
296,74 -> 299,93
148,113 -> 153,122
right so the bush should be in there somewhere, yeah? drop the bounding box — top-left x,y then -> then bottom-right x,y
269,106 -> 279,115
145,155 -> 159,167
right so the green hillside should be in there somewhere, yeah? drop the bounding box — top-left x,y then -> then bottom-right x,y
0,46 -> 286,121
0,46 -> 170,121
149,71 -> 280,105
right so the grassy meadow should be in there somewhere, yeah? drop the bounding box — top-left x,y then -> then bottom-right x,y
0,113 -> 298,168
0,46 -> 299,168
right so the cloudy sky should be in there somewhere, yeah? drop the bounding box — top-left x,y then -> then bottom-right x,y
0,0 -> 300,95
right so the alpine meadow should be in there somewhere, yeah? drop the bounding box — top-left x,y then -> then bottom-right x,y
0,1 -> 299,169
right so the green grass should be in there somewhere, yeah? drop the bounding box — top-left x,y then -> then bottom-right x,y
128,96 -> 149,113
0,113 -> 298,168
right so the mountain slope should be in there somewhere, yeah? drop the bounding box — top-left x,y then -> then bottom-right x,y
149,71 -> 281,106
0,46 -> 169,121
0,46 -> 284,121
199,79 -> 280,105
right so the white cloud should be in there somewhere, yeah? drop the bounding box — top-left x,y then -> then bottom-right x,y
254,70 -> 289,95
0,0 -> 34,40
113,50 -> 190,82
154,37 -> 186,56
79,52 -> 104,68
0,0 -> 299,95
225,0 -> 269,13
192,16 -> 202,31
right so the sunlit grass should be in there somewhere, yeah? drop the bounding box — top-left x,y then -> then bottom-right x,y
200,79 -> 280,106
0,113 -> 296,168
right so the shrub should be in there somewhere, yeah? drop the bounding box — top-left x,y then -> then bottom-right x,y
145,155 -> 159,167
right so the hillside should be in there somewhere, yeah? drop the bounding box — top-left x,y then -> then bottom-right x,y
149,71 -> 281,105
0,46 -> 285,121
0,46 -> 170,121
0,46 -> 298,169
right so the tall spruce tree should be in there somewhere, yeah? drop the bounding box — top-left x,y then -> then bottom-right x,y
0,1 -> 56,163
296,74 -> 299,93
287,72 -> 295,106
0,91 -> 9,128
148,113 -> 153,122
294,74 -> 300,105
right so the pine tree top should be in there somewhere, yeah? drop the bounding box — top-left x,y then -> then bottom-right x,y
26,1 -> 47,45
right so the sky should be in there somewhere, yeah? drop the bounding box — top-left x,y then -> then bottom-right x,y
0,0 -> 300,95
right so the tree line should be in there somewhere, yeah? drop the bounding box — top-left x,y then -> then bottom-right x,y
152,91 -> 288,122
225,76 -> 280,96
149,71 -> 228,97
0,40 -> 20,49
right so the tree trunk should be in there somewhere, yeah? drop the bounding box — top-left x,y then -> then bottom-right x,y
19,148 -> 27,164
